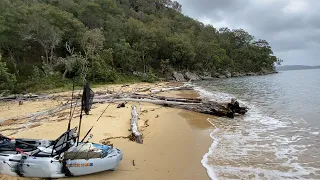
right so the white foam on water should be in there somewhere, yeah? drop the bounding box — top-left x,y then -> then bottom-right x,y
201,127 -> 220,180
194,85 -> 320,179
194,86 -> 234,103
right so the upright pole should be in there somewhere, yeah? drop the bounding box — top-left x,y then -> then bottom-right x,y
67,78 -> 75,131
77,80 -> 85,146
77,104 -> 83,146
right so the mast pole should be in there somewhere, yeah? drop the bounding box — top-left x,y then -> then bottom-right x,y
77,105 -> 83,146
77,80 -> 86,146
67,77 -> 75,131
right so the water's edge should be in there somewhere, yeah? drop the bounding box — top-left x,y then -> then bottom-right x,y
194,81 -> 320,180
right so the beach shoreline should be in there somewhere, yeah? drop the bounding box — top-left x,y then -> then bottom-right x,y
0,82 -> 214,180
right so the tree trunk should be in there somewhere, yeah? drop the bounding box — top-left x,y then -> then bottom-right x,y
150,86 -> 194,93
50,45 -> 54,65
62,69 -> 68,81
44,50 -> 49,65
7,49 -> 19,76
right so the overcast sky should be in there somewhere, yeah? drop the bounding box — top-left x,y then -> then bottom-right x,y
177,0 -> 320,65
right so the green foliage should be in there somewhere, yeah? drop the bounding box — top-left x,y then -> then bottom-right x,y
90,54 -> 119,82
81,28 -> 105,59
141,69 -> 158,83
29,66 -> 44,83
113,39 -> 139,73
0,0 -> 281,93
0,54 -> 16,93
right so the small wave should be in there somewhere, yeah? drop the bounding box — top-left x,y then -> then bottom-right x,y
201,126 -> 220,180
194,86 -> 234,103
194,84 -> 320,179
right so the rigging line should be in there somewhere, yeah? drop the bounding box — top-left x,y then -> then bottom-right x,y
95,85 -> 125,123
69,79 -> 75,118
68,88 -> 82,128
80,86 -> 125,143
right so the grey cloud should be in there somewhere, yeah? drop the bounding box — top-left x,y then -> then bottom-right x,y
177,0 -> 320,65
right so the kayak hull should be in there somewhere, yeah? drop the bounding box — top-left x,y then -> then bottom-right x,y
0,146 -> 122,178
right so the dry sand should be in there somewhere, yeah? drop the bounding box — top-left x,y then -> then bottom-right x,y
0,82 -> 214,180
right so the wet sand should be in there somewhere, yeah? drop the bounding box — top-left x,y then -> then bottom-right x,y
0,82 -> 213,180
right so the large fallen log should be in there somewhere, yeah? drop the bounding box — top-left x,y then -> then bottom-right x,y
166,101 -> 235,118
150,85 -> 194,93
125,99 -> 233,118
130,105 -> 143,144
92,98 -> 200,106
0,94 -> 48,101
92,98 -> 234,118
151,95 -> 202,103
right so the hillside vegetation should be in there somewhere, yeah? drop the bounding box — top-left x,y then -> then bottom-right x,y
0,0 -> 282,93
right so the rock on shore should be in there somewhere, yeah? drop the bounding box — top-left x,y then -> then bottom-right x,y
169,70 -> 277,82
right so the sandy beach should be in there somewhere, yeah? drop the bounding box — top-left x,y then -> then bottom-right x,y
0,82 -> 214,180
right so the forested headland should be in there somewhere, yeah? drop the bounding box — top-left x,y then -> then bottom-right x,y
0,0 -> 283,94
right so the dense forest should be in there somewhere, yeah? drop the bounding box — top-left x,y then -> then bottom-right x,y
0,0 -> 282,93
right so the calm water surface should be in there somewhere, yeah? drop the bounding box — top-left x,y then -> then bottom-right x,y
196,69 -> 320,179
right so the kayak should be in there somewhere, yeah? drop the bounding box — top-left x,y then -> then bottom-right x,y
0,128 -> 123,178
0,80 -> 123,178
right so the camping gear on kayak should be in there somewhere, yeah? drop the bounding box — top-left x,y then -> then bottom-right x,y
0,80 -> 123,178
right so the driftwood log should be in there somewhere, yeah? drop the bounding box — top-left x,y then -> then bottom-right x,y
93,98 -> 234,118
150,86 -> 193,93
165,101 -> 234,118
130,105 -> 143,144
0,94 -> 46,101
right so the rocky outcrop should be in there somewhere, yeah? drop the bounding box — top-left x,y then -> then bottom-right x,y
199,72 -> 213,80
165,72 -> 175,81
261,68 -> 277,75
172,71 -> 186,82
133,71 -> 147,77
170,69 -> 276,82
224,71 -> 232,78
184,72 -> 201,81
217,75 -> 226,78
246,72 -> 257,76
231,72 -> 240,77
212,72 -> 223,78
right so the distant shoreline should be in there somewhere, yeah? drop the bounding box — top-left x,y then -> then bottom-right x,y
276,65 -> 320,71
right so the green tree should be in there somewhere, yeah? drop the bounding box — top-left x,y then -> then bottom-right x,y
78,2 -> 103,28
113,39 -> 139,73
0,54 -> 16,93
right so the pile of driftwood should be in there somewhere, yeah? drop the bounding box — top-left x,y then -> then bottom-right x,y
0,85 -> 239,124
1,85 -> 247,142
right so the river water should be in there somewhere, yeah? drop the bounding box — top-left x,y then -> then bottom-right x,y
196,69 -> 320,180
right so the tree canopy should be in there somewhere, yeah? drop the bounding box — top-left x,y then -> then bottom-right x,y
0,0 -> 282,93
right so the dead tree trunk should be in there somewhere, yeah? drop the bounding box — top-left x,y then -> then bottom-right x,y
150,86 -> 194,93
130,105 -> 143,144
166,101 -> 235,118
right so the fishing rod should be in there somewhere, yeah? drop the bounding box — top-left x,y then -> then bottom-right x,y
80,86 -> 125,143
67,78 -> 75,131
73,61 -> 89,145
